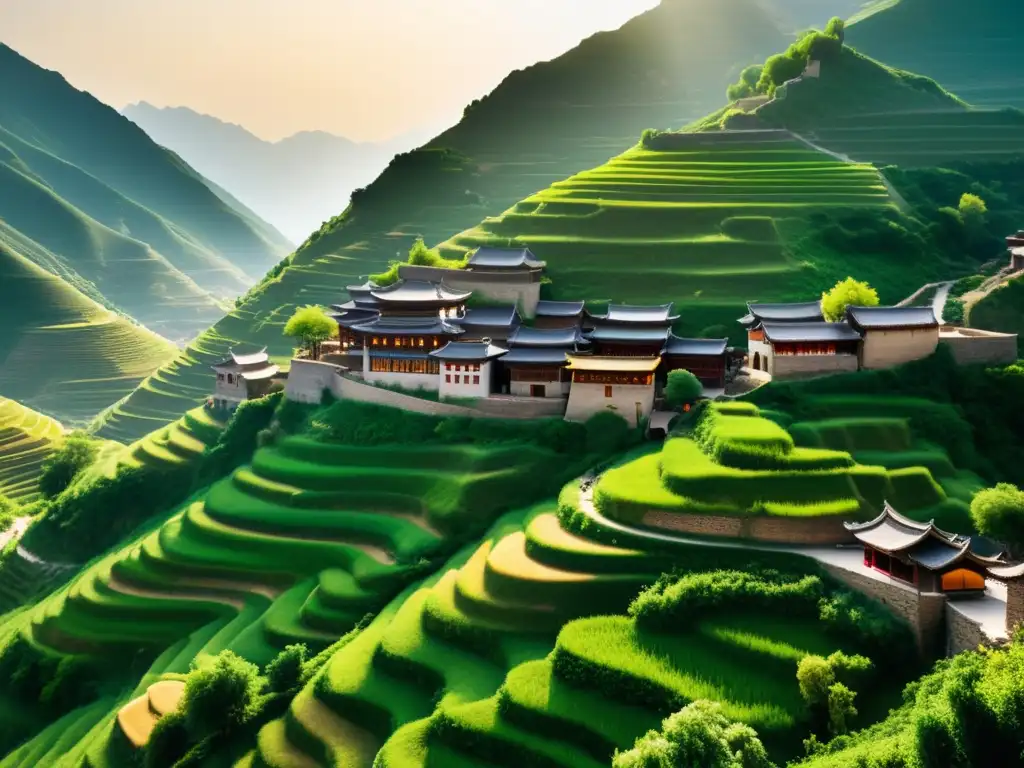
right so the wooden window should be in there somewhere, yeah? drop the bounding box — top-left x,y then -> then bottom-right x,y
446,363 -> 452,371
445,375 -> 451,383
473,363 -> 481,372
604,385 -> 613,398
473,375 -> 480,385
227,374 -> 234,384
455,365 -> 462,372
217,373 -> 224,381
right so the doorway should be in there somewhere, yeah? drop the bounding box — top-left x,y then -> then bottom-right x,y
530,384 -> 545,397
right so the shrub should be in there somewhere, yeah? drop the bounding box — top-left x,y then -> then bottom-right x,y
198,393 -> 281,485
144,710 -> 190,768
264,644 -> 307,694
665,370 -> 703,410
959,193 -> 987,232
798,656 -> 835,708
0,495 -> 17,532
821,277 -> 879,322
970,483 -> 1024,552
613,700 -> 773,768
38,432 -> 99,498
828,682 -> 857,735
584,411 -> 632,455
181,651 -> 264,740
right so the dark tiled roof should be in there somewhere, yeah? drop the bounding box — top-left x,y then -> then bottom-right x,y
761,321 -> 862,343
664,336 -> 729,356
508,325 -> 583,348
212,348 -> 271,369
846,306 -> 938,330
500,348 -> 571,366
467,247 -> 545,269
744,301 -> 824,324
351,316 -> 464,336
453,305 -> 521,328
587,326 -> 671,344
905,539 -> 970,571
370,280 -> 471,304
590,303 -> 678,324
429,341 -> 508,362
332,308 -> 380,328
535,300 -> 585,317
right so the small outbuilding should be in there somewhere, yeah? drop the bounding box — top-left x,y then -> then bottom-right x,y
749,321 -> 861,379
845,306 -> 939,370
210,349 -> 280,410
661,336 -> 729,388
845,503 -> 1003,595
564,355 -> 660,427
430,340 -> 508,400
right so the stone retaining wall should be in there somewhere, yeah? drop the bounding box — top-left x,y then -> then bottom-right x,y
940,327 -> 1018,366
639,510 -> 851,545
946,604 -> 989,656
1006,580 -> 1024,635
397,264 -> 541,317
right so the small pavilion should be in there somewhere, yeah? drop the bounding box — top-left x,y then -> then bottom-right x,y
210,349 -> 280,410
845,503 -> 1004,595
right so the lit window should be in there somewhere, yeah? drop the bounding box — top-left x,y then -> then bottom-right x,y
418,338 -> 425,347
473,363 -> 480,372
473,375 -> 480,385
604,385 -> 613,398
372,337 -> 380,346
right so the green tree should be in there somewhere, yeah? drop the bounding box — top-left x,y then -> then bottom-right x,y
757,52 -> 805,94
827,682 -> 858,735
264,643 -> 308,694
820,277 -> 880,322
664,370 -> 704,410
797,655 -> 835,708
971,483 -> 1024,552
38,432 -> 99,499
825,16 -> 845,43
727,64 -> 764,101
181,651 -> 263,740
407,237 -> 441,267
584,411 -> 631,455
283,305 -> 338,361
613,700 -> 773,768
144,710 -> 190,768
0,494 -> 17,532
959,193 -> 988,233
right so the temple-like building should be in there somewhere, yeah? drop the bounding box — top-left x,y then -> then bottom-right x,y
453,306 -> 522,342
662,336 -> 730,388
210,349 -> 280,410
430,340 -> 508,399
500,325 -> 588,398
751,321 -> 862,378
845,305 -> 939,370
845,504 -> 1003,594
534,300 -> 586,329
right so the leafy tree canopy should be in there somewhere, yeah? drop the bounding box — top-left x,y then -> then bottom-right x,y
959,192 -> 988,231
971,483 -> 1024,550
264,643 -> 307,695
613,700 -> 773,768
283,305 -> 338,360
38,432 -> 99,499
821,277 -> 879,322
181,651 -> 263,740
664,370 -> 704,410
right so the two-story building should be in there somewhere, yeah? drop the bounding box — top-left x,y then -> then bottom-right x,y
210,349 -> 280,410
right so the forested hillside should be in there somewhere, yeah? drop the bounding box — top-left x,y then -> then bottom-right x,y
0,44 -> 291,343
847,0 -> 1024,109
92,0 -> 799,442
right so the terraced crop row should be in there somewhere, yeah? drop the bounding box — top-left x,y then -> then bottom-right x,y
0,397 -> 64,503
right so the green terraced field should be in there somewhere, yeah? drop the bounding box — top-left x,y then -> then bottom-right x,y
0,397 -> 64,504
436,131 -> 896,336
0,246 -> 178,428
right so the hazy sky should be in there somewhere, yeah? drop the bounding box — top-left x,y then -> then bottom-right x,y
1,0 -> 658,142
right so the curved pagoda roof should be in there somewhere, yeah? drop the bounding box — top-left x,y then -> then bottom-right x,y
761,321 -> 862,344
429,340 -> 508,362
664,335 -> 729,356
212,348 -> 272,370
453,305 -> 521,328
467,247 -> 545,270
740,301 -> 823,327
369,279 -> 471,306
508,325 -> 585,348
535,300 -> 585,318
845,502 -> 1003,571
566,355 -> 661,373
588,303 -> 678,324
845,305 -> 938,331
500,347 -> 571,366
351,316 -> 464,336
586,326 -> 671,344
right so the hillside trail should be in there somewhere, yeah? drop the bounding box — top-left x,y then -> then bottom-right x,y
961,268 -> 1024,322
788,131 -> 911,211
0,516 -> 31,550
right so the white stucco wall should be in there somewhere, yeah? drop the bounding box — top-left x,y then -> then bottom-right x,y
860,328 -> 939,370
286,359 -> 343,404
564,382 -> 655,427
510,380 -> 569,398
397,265 -> 541,317
771,353 -> 859,379
439,360 -> 494,399
747,340 -> 772,372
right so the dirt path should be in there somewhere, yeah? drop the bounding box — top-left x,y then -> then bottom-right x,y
0,516 -> 31,550
105,572 -> 247,611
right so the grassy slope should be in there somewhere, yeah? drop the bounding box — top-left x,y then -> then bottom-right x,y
0,43 -> 290,337
0,398 -> 64,504
847,0 -> 1024,109
91,0 -> 794,442
0,244 -> 177,427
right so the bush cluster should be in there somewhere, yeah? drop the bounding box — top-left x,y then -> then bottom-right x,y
38,432 -> 100,499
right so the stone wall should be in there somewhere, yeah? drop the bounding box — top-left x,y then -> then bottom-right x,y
285,359 -> 342,404
638,510 -> 852,545
334,375 -> 483,417
946,603 -> 989,656
1006,580 -> 1024,635
397,264 -> 541,317
940,327 -> 1018,366
565,382 -> 655,427
771,353 -> 859,380
821,562 -> 946,657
